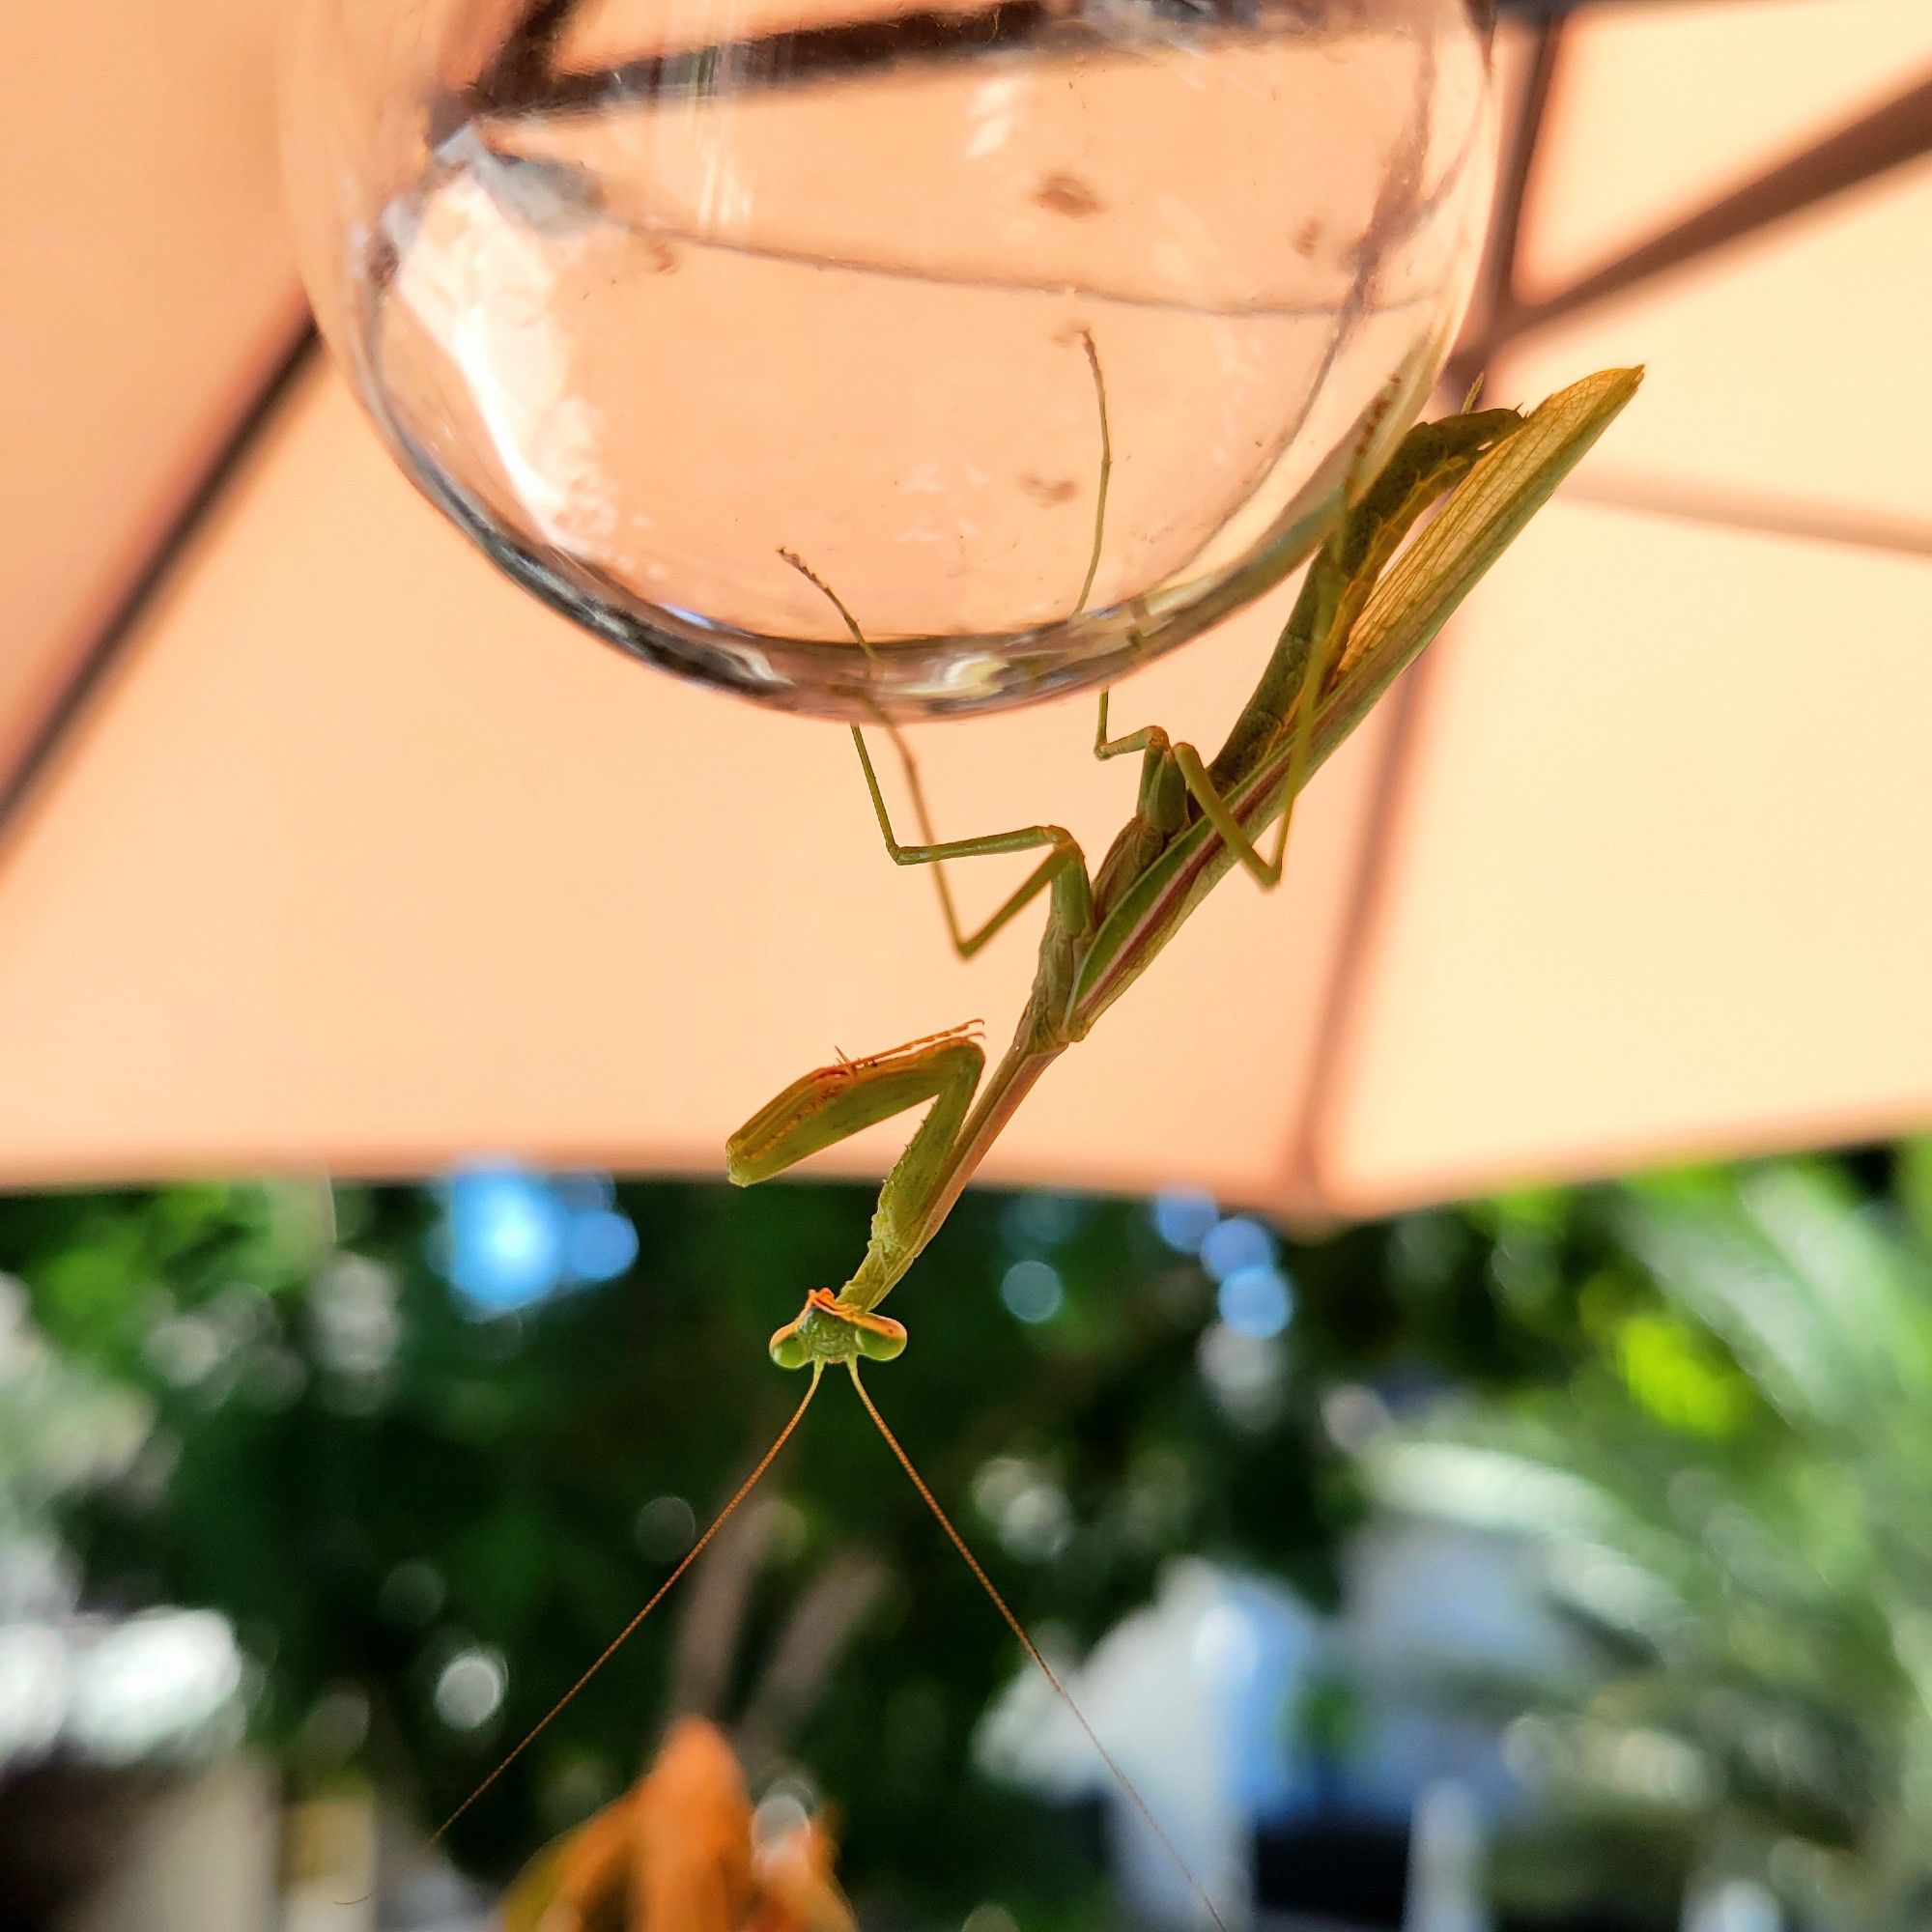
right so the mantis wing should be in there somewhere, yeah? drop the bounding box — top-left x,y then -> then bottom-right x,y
1316,366 -> 1645,750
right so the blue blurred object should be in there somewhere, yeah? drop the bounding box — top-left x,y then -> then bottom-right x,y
1151,1188 -> 1219,1254
437,1164 -> 638,1313
1217,1264 -> 1294,1339
1200,1215 -> 1277,1284
568,1208 -> 640,1284
1001,1191 -> 1086,1254
1000,1258 -> 1065,1325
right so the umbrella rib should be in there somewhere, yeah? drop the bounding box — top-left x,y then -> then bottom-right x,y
0,327 -> 321,862
469,0 -> 1111,119
471,0 -> 580,107
1564,468 -> 1932,561
1473,67 -> 1932,358
460,0 -> 1823,121
461,0 -> 1331,121
1444,12 -> 1570,402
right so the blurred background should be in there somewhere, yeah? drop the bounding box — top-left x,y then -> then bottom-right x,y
3,0 -> 1930,1927
15,1159 -> 1932,1932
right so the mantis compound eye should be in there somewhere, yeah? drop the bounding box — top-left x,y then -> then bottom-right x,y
768,1321 -> 815,1372
852,1312 -> 908,1363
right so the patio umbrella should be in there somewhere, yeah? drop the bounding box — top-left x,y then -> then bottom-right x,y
0,0 -> 1926,1217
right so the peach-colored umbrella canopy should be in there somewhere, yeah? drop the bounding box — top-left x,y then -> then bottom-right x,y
0,1 -> 1927,1217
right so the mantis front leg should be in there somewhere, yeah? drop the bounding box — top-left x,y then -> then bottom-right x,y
726,1024 -> 987,1361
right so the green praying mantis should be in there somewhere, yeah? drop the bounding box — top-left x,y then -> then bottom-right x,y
440,353 -> 1640,1911
729,354 -> 1642,1378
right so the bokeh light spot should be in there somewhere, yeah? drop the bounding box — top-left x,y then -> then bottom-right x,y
1000,1259 -> 1065,1325
434,1647 -> 507,1731
1200,1216 -> 1277,1284
1216,1264 -> 1293,1339
1151,1189 -> 1218,1254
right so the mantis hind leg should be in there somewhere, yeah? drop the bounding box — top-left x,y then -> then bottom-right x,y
1094,523 -> 1351,892
1094,687 -> 1167,763
1092,690 -> 1188,851
1168,584 -> 1344,892
1165,604 -> 1341,894
1072,326 -> 1111,616
1078,338 -> 1179,788
1083,638 -> 1335,894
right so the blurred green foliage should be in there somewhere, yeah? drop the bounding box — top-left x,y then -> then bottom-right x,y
14,1144 -> 1929,1929
0,1174 -> 1442,1926
1372,1144 -> 1932,1932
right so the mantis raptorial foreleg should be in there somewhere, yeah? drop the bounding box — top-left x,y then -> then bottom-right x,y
726,1024 -> 988,1364
725,1024 -> 984,1192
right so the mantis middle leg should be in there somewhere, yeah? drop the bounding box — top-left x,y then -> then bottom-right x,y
780,550 -> 1097,962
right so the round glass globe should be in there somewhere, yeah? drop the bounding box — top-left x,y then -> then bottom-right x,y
284,0 -> 1496,720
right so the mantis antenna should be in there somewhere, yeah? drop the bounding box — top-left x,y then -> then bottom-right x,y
847,1362 -> 1233,1932
425,1367 -> 825,1850
1073,326 -> 1111,616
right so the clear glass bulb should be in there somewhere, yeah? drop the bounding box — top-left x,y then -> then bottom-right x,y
284,0 -> 1495,719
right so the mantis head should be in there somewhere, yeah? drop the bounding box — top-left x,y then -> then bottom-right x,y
770,1289 -> 907,1370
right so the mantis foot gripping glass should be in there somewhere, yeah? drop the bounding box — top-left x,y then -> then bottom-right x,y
284,0 -> 1497,720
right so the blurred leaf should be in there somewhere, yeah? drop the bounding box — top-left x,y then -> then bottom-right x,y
1378,1150 -> 1932,1930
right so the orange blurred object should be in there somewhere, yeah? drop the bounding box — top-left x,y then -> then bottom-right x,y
0,1 -> 1926,1217
499,1717 -> 856,1932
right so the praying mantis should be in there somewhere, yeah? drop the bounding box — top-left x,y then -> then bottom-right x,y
446,354 -> 1641,1922
730,355 -> 1642,1379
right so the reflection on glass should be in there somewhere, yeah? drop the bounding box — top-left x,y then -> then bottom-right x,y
286,0 -> 1496,717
